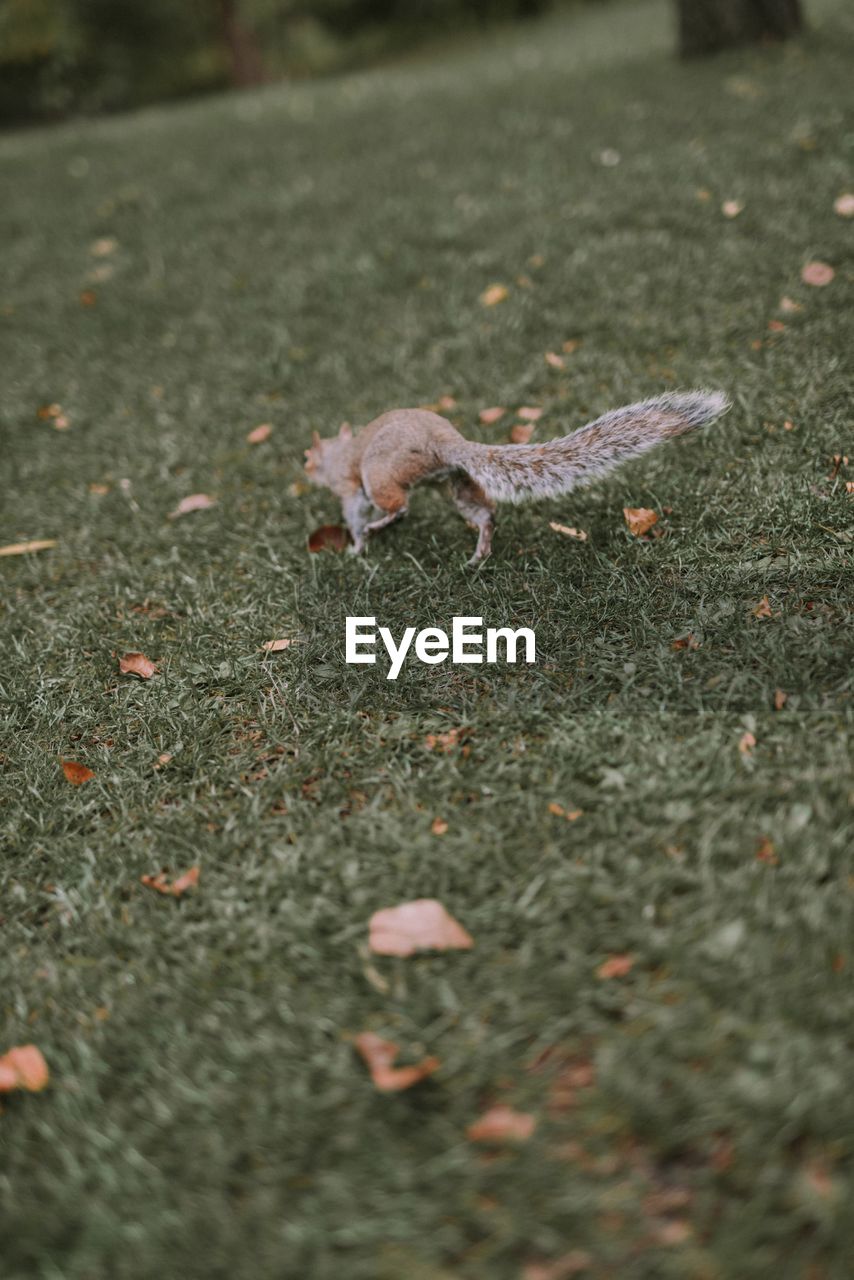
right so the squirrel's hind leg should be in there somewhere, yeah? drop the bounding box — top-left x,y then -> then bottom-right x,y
447,477 -> 495,565
342,492 -> 374,554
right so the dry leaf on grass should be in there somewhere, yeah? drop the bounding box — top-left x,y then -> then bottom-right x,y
756,836 -> 777,865
119,652 -> 157,679
467,1105 -> 536,1143
545,351 -> 565,369
246,423 -> 272,444
368,899 -> 473,957
424,727 -> 467,753
90,237 -> 117,257
261,638 -> 292,652
510,423 -> 534,443
61,760 -> 95,785
431,817 -> 449,836
353,1031 -> 440,1092
738,731 -> 757,755
623,507 -> 658,537
0,1045 -> 49,1094
562,339 -> 582,354
672,633 -> 700,651
752,596 -> 773,620
801,261 -> 834,287
0,539 -> 57,557
548,802 -> 583,821
79,289 -> 97,306
307,524 -> 350,553
834,193 -> 854,218
478,406 -> 506,425
722,200 -> 744,218
480,284 -> 508,307
517,406 -> 543,422
169,493 -> 216,519
522,1251 -> 592,1280
774,688 -> 788,711
779,296 -> 802,314
140,865 -> 200,897
768,319 -> 786,333
596,953 -> 634,980
549,523 -> 587,542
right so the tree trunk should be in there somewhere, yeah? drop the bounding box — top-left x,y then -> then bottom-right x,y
678,0 -> 803,56
219,0 -> 266,87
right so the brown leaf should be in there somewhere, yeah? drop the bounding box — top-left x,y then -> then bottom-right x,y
623,507 -> 658,537
517,406 -> 543,422
467,1105 -> 536,1143
79,289 -> 97,306
0,539 -> 57,557
431,817 -> 449,836
774,688 -> 788,711
246,423 -> 272,444
510,423 -> 534,443
37,403 -> 63,420
779,296 -> 802,314
261,638 -> 292,652
834,193 -> 854,218
545,351 -> 565,369
353,1031 -> 439,1092
548,802 -> 582,821
756,836 -> 777,865
140,865 -> 200,897
672,633 -> 700,651
480,284 -> 508,307
752,596 -> 773,620
522,1251 -> 592,1280
89,482 -> 110,495
61,759 -> 95,785
478,406 -> 506,425
169,493 -> 217,519
307,524 -> 350,553
738,731 -> 757,755
155,752 -> 172,769
424,727 -> 467,753
596,953 -> 634,980
437,395 -> 457,411
722,199 -> 744,218
561,339 -> 582,354
90,237 -> 117,257
0,1045 -> 49,1094
801,261 -> 834,287
119,652 -> 157,679
368,899 -> 473,957
768,319 -> 785,333
549,523 -> 588,542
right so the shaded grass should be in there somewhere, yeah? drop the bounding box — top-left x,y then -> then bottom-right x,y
1,1 -> 853,1276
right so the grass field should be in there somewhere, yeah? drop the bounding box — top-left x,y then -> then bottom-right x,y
2,0 -> 853,1275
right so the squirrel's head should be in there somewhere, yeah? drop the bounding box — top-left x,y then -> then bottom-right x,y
303,423 -> 352,485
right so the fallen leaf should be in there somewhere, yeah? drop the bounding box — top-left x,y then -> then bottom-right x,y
779,296 -> 802,314
467,1105 -> 536,1143
437,395 -> 457,411
261,638 -> 292,652
37,403 -> 63,421
529,253 -> 545,268
548,802 -> 583,821
0,1045 -> 49,1094
90,237 -> 117,257
79,289 -> 97,306
368,899 -> 473,957
561,339 -> 582,354
522,1251 -> 592,1280
722,200 -> 744,218
655,1220 -> 693,1246
246,423 -> 272,444
140,865 -> 200,897
169,493 -> 216,519
424,727 -> 467,753
307,524 -> 350,553
623,507 -> 658,537
89,482 -> 110,495
0,539 -> 57,557
545,351 -> 565,369
510,423 -> 534,443
768,319 -> 785,333
61,760 -> 95,785
517,406 -> 543,422
596,953 -> 634,979
833,193 -> 854,218
696,187 -> 711,202
155,752 -> 172,768
783,420 -> 795,431
119,652 -> 157,679
774,688 -> 788,711
672,633 -> 700,651
738,731 -> 756,755
480,284 -> 508,307
599,148 -> 621,167
353,1031 -> 440,1092
752,596 -> 773,620
549,523 -> 588,542
431,817 -> 448,835
801,261 -> 834,287
478,406 -> 506,425
756,836 -> 777,865
846,480 -> 854,495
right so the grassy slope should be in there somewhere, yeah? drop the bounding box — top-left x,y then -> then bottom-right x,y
1,1 -> 853,1275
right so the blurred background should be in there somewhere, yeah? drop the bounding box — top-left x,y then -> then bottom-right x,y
0,0 -> 803,127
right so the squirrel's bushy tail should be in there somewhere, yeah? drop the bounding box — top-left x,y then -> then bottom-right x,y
456,391 -> 729,505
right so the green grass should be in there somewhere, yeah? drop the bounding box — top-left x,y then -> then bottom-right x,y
2,1 -> 853,1276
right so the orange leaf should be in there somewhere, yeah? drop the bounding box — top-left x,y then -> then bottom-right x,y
480,284 -> 508,307
353,1031 -> 439,1092
548,802 -> 582,820
774,688 -> 788,711
517,406 -> 543,422
261,638 -> 292,652
739,731 -> 756,755
246,423 -> 272,444
596,953 -> 634,979
467,1105 -> 536,1143
752,596 -> 773,620
79,290 -> 97,306
307,524 -> 350,553
368,899 -> 473,957
119,652 -> 157,679
169,493 -> 217,519
801,261 -> 834,287
37,402 -> 63,420
0,1045 -> 49,1094
424,727 -> 467,753
61,759 -> 95,785
756,836 -> 777,865
0,539 -> 57,557
561,339 -> 582,354
623,507 -> 658,537
89,482 -> 110,495
510,423 -> 534,443
141,865 -> 200,897
834,193 -> 854,218
768,319 -> 785,333
549,522 -> 587,542
478,406 -> 506,425
431,817 -> 448,835
672,633 -> 700,651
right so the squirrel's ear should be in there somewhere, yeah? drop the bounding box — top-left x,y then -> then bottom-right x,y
311,431 -> 322,448
338,422 -> 352,439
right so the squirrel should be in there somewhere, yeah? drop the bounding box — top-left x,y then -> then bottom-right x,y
304,390 -> 729,564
